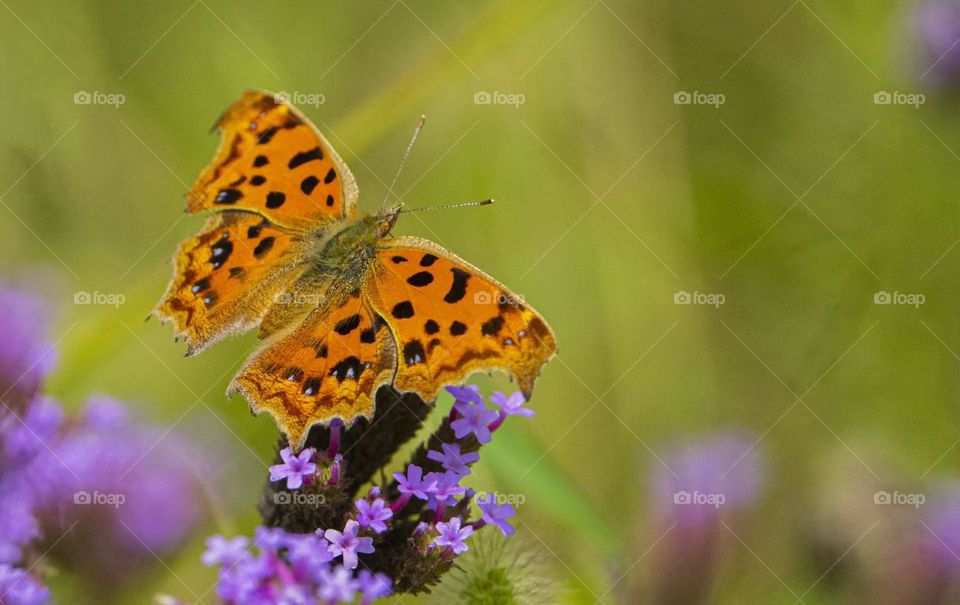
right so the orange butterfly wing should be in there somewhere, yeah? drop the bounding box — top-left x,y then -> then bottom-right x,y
189,90 -> 358,228
367,236 -> 557,402
153,211 -> 301,354
228,286 -> 396,449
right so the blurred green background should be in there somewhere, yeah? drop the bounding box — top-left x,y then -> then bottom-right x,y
4,0 -> 960,602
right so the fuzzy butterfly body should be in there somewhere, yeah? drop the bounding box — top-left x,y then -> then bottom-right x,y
154,90 -> 556,448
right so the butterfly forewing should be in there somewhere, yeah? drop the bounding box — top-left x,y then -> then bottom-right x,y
154,211 -> 301,354
367,236 -> 557,402
189,90 -> 358,228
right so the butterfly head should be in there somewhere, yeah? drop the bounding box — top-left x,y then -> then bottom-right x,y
374,203 -> 403,237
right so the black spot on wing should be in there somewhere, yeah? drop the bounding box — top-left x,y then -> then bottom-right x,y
210,238 -> 233,269
334,314 -> 361,336
301,176 -> 320,195
315,343 -> 328,358
289,147 -> 324,169
326,194 -> 335,207
191,277 -> 211,294
360,327 -> 376,343
250,175 -> 266,186
444,268 -> 470,303
391,255 -> 408,264
481,316 -> 505,337
302,377 -> 321,396
286,367 -> 304,382
324,168 -> 337,184
266,192 -> 286,208
424,319 -> 439,335
253,155 -> 269,167
330,356 -> 362,381
450,321 -> 467,336
253,236 -> 275,259
403,340 -> 426,366
215,188 -> 242,205
258,127 -> 279,144
202,291 -> 218,307
407,271 -> 434,287
392,301 -> 414,319
420,253 -> 438,267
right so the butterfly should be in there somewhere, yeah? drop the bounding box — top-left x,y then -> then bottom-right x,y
153,90 -> 557,449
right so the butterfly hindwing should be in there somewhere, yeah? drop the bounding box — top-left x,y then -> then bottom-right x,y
189,90 -> 358,228
367,236 -> 557,402
153,211 -> 301,354
229,286 -> 397,449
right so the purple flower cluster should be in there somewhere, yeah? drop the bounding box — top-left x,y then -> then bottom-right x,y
209,386 -> 532,599
203,527 -> 391,604
0,286 -> 211,601
650,431 -> 763,526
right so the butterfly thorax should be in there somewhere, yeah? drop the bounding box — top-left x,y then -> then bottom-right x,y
301,210 -> 397,278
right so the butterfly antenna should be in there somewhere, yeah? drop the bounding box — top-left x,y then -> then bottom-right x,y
399,199 -> 494,213
383,115 -> 426,208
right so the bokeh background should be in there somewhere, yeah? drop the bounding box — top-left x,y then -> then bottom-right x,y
5,0 -> 960,602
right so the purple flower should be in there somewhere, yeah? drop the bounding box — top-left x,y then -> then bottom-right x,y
287,533 -> 333,579
394,464 -> 437,500
426,472 -> 466,509
316,564 -> 358,602
355,497 -> 392,534
201,535 -> 249,567
650,431 -> 764,526
254,526 -> 290,553
324,520 -> 375,569
81,396 -> 129,431
269,447 -> 317,490
433,517 -> 473,555
426,443 -> 479,476
0,288 -> 56,407
1,396 -> 62,461
490,390 -> 534,417
357,569 -> 392,603
0,564 -> 49,605
451,400 -> 499,444
916,0 -> 960,85
445,384 -> 483,404
0,497 -> 38,564
920,481 -> 960,569
477,493 -> 516,536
